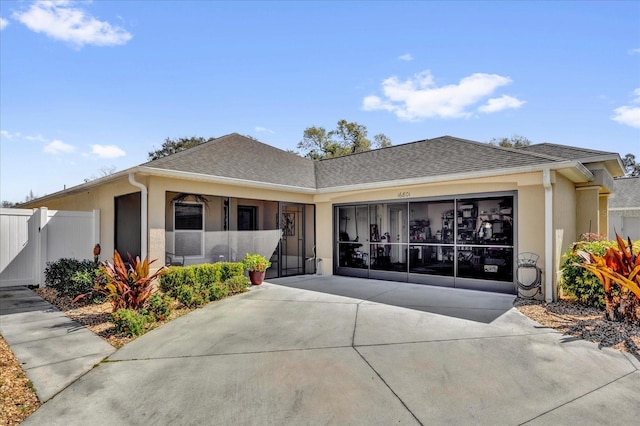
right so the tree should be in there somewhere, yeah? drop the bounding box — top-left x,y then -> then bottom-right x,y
374,133 -> 392,149
622,153 -> 640,177
489,135 -> 532,148
25,190 -> 37,202
297,120 -> 392,160
85,166 -> 117,183
148,136 -> 215,161
2,200 -> 16,208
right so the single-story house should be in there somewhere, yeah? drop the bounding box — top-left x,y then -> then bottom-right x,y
608,176 -> 640,240
21,133 -> 625,301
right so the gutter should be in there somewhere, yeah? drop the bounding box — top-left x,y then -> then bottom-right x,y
128,173 -> 148,259
543,168 -> 553,302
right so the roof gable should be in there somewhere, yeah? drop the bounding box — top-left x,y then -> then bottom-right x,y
144,133 -> 317,189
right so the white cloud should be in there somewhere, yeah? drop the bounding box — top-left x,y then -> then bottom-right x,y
13,1 -> 132,48
612,88 -> 640,128
25,134 -> 48,142
91,144 -> 125,158
0,129 -> 17,140
44,139 -> 75,154
0,17 -> 8,30
628,48 -> 640,55
255,126 -> 275,134
398,53 -> 413,61
478,95 -> 526,113
363,70 -> 524,120
1,129 -> 47,142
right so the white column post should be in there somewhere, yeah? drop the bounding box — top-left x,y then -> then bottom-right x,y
543,169 -> 554,302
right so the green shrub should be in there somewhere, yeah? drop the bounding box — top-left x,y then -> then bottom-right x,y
224,275 -> 251,295
111,308 -> 148,336
193,264 -> 222,287
44,258 -> 100,297
175,284 -> 207,308
160,266 -> 198,294
160,261 -> 245,306
218,262 -> 244,282
207,281 -> 229,301
144,293 -> 174,321
560,239 -> 640,308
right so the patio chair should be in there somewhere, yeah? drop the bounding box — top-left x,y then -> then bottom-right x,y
165,252 -> 185,267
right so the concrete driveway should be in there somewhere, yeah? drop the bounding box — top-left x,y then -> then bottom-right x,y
23,280 -> 640,425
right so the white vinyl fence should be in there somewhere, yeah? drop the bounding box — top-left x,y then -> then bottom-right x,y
0,208 -> 100,288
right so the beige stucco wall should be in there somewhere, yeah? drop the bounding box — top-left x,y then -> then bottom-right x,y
553,173 -> 577,300
576,187 -> 600,237
599,195 -> 609,238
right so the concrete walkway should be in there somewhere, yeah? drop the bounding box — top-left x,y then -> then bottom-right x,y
13,279 -> 640,425
0,286 -> 115,402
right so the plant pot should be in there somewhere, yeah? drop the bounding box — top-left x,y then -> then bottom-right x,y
249,270 -> 266,286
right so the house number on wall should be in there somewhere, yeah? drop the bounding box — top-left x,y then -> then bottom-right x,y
398,191 -> 411,198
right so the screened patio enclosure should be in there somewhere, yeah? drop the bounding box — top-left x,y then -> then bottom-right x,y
335,192 -> 516,294
165,192 -> 315,278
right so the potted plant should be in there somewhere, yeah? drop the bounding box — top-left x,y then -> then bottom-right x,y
242,253 -> 271,285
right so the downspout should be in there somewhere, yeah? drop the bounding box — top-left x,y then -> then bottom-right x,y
128,173 -> 148,259
543,168 -> 553,302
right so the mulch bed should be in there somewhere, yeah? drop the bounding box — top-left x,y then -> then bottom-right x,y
0,335 -> 40,426
515,298 -> 640,355
35,287 -> 192,349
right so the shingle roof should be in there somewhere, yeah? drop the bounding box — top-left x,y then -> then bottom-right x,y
143,133 -> 317,189
609,177 -> 640,208
139,134 -> 610,191
519,143 -> 617,161
314,136 -> 560,188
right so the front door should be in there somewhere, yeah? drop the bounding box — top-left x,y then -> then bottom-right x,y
280,204 -> 304,276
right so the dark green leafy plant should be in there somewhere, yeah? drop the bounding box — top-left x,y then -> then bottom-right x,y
44,258 -> 100,297
111,308 -> 148,336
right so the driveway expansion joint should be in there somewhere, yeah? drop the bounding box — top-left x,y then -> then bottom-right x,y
352,346 -> 424,426
517,370 -> 639,425
107,344 -> 359,362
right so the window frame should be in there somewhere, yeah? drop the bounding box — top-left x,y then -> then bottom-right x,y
173,201 -> 205,258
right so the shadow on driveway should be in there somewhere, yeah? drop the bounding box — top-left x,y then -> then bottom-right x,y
269,275 -> 516,323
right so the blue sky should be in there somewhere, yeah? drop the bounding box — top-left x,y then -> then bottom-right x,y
1,1 -> 639,203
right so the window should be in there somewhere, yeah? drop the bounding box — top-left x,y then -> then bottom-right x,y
237,206 -> 257,231
174,202 -> 204,257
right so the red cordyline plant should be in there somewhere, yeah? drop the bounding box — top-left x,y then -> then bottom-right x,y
574,233 -> 640,324
75,251 -> 167,313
